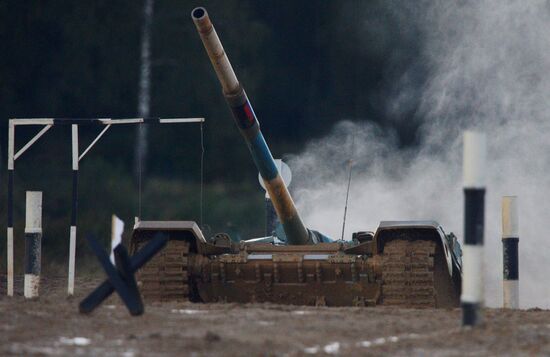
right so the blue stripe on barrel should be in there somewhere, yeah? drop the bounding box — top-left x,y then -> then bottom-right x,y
248,132 -> 278,181
228,95 -> 278,181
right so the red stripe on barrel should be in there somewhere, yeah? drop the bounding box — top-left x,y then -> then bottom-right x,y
231,101 -> 256,129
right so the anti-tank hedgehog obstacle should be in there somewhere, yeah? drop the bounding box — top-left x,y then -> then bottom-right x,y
6,117 -> 205,297
80,232 -> 170,315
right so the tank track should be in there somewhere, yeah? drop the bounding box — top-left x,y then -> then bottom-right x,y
135,239 -> 190,302
381,239 -> 437,307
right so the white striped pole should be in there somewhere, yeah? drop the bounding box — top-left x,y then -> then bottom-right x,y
502,196 -> 519,308
24,191 -> 42,298
461,131 -> 486,326
7,121 -> 15,296
68,124 -> 78,296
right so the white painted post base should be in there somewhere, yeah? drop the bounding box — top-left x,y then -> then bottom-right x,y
503,280 -> 519,309
24,274 -> 40,298
68,225 -> 77,296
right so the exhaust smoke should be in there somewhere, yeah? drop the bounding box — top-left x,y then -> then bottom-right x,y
290,1 -> 550,308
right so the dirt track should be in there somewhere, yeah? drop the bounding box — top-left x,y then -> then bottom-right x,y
1,276 -> 549,356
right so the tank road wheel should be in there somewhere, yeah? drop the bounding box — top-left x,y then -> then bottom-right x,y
134,239 -> 190,302
381,240 -> 437,308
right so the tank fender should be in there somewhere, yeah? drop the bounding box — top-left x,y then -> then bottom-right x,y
131,220 -> 206,254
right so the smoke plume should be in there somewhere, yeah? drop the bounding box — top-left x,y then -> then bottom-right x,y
290,1 -> 550,308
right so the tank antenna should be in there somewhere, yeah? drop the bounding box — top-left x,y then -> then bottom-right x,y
340,134 -> 355,241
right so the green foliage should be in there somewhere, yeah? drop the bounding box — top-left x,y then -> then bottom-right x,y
0,1 -> 426,270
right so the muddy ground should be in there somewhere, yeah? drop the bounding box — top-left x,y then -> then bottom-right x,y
0,276 -> 549,356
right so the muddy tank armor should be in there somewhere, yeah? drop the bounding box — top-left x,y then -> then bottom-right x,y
129,7 -> 462,308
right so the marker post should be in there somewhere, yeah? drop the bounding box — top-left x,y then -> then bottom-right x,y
461,131 -> 486,326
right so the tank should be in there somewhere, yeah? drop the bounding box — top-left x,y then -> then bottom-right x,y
128,7 -> 462,307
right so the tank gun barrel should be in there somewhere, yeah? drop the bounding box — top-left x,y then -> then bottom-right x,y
192,7 -> 314,245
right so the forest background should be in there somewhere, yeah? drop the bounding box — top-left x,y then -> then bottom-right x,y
0,1 -> 425,270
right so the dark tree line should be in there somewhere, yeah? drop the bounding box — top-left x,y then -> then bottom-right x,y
0,0 -> 425,180
0,1 -> 428,260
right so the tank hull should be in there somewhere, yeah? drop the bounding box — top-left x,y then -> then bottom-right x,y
194,243 -> 381,306
130,221 -> 461,308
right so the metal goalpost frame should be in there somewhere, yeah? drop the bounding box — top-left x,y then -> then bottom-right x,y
6,117 -> 205,296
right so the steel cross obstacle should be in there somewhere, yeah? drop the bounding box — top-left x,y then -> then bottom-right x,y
79,232 -> 169,315
6,117 -> 205,297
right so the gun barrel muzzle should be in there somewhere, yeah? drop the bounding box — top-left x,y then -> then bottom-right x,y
192,7 -> 239,96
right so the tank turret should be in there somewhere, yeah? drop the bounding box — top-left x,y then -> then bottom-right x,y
192,7 -> 321,245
